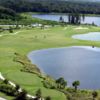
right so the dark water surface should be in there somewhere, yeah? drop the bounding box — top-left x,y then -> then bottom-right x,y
32,14 -> 100,26
28,46 -> 100,89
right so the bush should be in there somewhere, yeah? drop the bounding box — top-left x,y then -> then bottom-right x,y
42,80 -> 56,89
45,96 -> 51,100
0,83 -> 17,96
66,88 -> 75,93
3,79 -> 9,84
15,84 -> 20,91
92,91 -> 98,100
35,89 -> 42,99
14,89 -> 28,100
9,26 -> 13,33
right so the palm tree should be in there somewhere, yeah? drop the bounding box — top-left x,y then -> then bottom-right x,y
92,91 -> 98,100
72,81 -> 80,92
56,77 -> 67,89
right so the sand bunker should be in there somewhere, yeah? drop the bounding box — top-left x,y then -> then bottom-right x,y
75,27 -> 88,30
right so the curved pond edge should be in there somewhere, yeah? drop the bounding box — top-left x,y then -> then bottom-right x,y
72,32 -> 100,41
27,46 -> 100,89
28,46 -> 100,56
27,46 -> 100,77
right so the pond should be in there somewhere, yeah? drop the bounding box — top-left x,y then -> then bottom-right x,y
28,46 -> 100,89
72,32 -> 100,41
32,14 -> 100,26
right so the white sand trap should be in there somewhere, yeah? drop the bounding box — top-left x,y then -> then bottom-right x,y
74,27 -> 88,30
0,35 -> 3,37
10,31 -> 21,35
63,27 -> 67,30
44,28 -> 50,30
0,31 -> 21,37
0,97 -> 6,100
0,72 -> 5,80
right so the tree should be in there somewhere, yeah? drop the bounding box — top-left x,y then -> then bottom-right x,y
9,26 -> 13,33
72,80 -> 80,92
68,13 -> 81,24
92,91 -> 98,100
82,14 -> 85,21
14,89 -> 27,100
15,84 -> 20,91
68,14 -> 71,24
59,16 -> 64,23
35,89 -> 42,99
16,23 -> 20,29
56,77 -> 67,89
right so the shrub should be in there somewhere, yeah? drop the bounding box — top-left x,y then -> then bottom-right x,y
35,89 -> 42,99
3,79 -> 9,84
0,83 -> 17,96
45,96 -> 51,100
92,91 -> 98,100
14,89 -> 28,100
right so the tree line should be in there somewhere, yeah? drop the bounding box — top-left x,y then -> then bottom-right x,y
0,6 -> 22,21
1,0 -> 100,14
1,0 -> 100,24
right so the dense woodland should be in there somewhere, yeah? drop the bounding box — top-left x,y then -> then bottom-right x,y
0,0 -> 100,22
0,0 -> 100,13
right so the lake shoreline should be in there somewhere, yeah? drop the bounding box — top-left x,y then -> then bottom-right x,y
28,46 -> 100,89
32,13 -> 100,26
29,12 -> 100,17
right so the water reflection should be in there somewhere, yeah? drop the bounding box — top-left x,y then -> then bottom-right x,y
32,14 -> 100,26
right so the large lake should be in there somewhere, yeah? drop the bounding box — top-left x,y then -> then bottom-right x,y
28,46 -> 100,89
32,14 -> 100,26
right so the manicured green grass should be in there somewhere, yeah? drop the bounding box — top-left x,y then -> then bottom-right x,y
0,25 -> 100,100
0,92 -> 14,100
20,13 -> 60,25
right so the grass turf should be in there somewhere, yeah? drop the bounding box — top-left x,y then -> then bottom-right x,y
0,25 -> 100,100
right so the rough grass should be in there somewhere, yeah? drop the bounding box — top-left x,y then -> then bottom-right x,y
0,25 -> 100,100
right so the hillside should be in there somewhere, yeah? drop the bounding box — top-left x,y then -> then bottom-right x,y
0,0 -> 100,24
